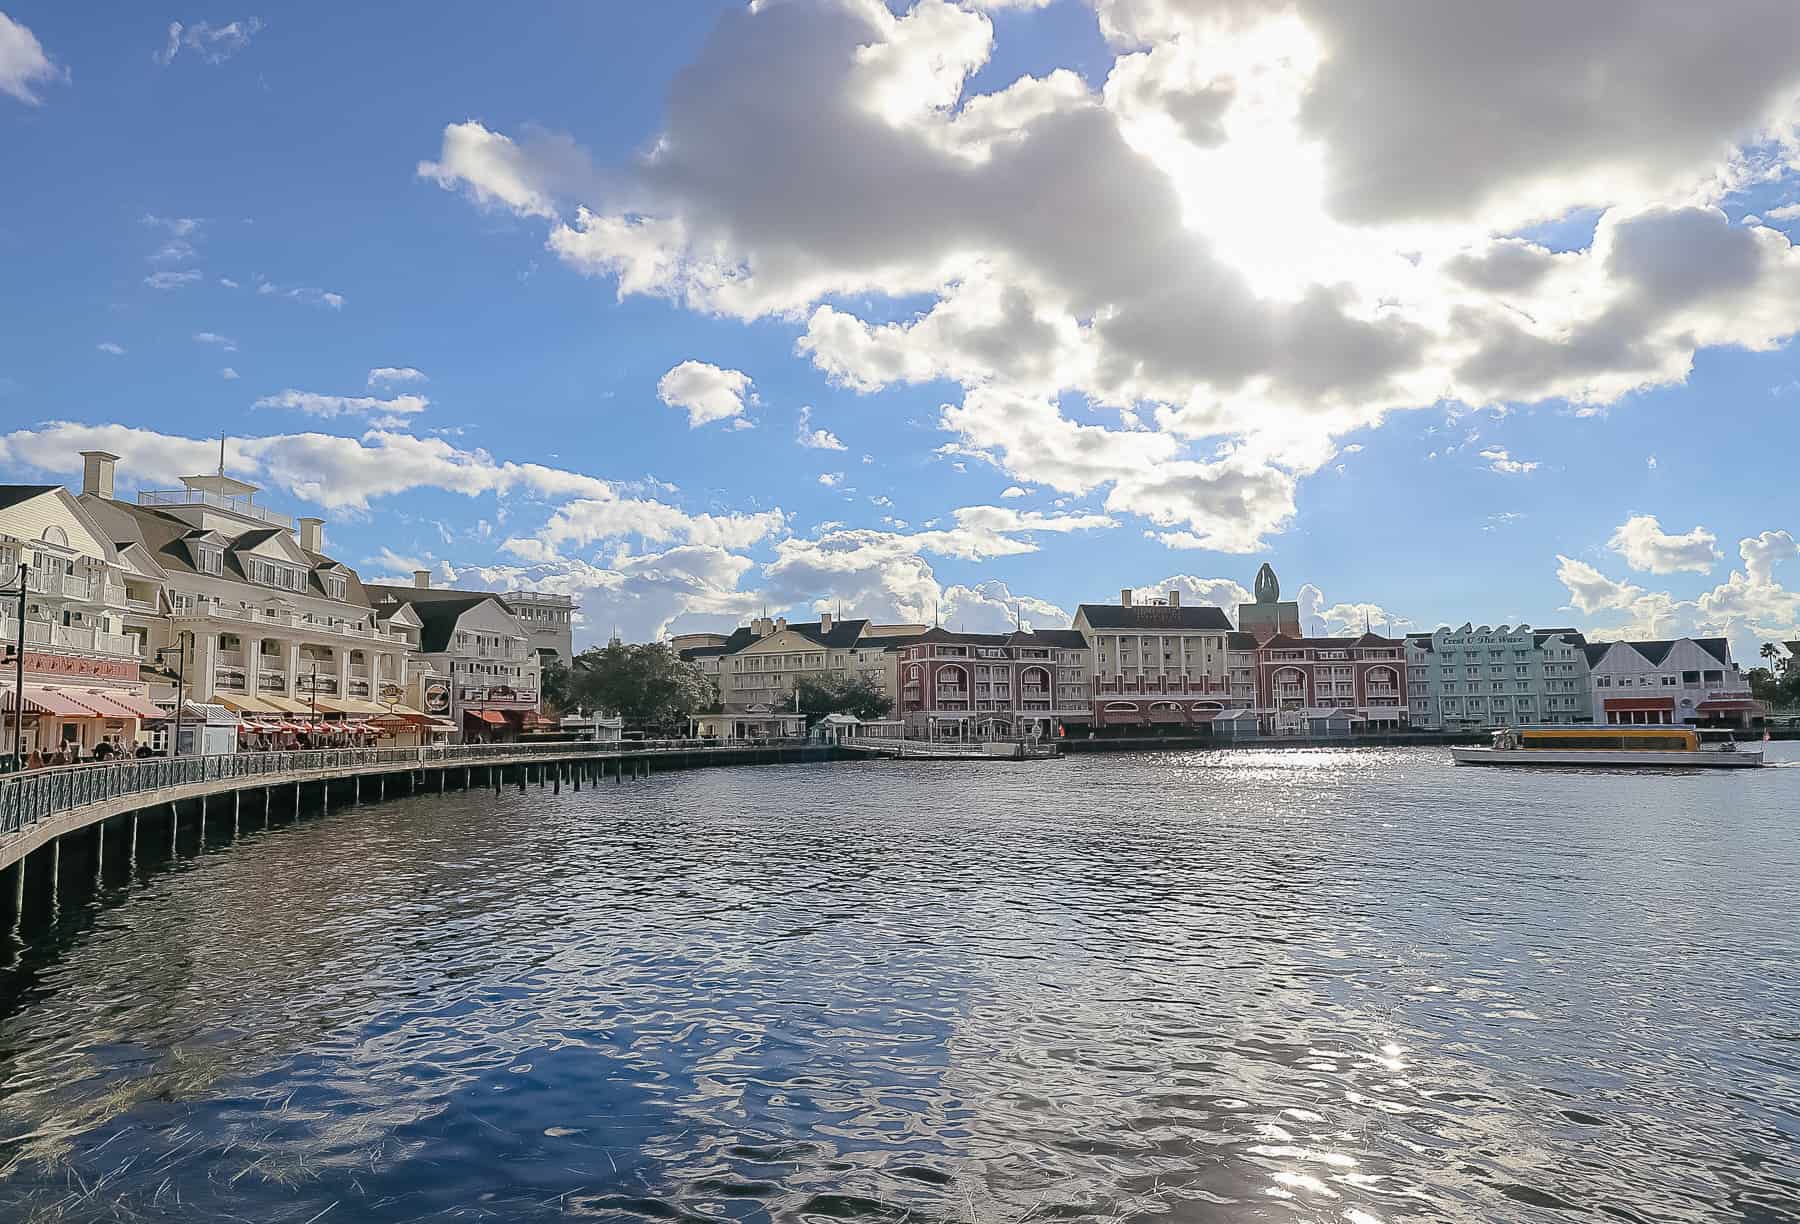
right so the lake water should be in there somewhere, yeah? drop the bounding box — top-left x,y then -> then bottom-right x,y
0,745 -> 1797,1222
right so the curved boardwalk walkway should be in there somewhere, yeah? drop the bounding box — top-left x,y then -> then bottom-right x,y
0,741 -> 834,921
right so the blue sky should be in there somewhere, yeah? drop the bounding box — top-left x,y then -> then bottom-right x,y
2,1 -> 1799,655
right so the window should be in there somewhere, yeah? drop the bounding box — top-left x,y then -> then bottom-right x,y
1596,676 -> 1612,687
1661,675 -> 1677,687
1681,670 -> 1700,683
1703,670 -> 1724,684
196,545 -> 223,575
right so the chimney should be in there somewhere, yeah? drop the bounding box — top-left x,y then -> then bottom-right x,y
775,616 -> 788,633
79,451 -> 119,499
819,611 -> 833,634
1120,587 -> 1133,608
752,616 -> 774,637
413,569 -> 431,589
1168,589 -> 1181,608
297,517 -> 324,553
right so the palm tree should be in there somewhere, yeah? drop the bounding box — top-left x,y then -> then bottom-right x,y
1762,641 -> 1783,669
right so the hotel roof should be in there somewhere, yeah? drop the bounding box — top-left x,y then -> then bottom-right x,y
365,585 -> 522,653
1076,603 -> 1233,631
1582,638 -> 1731,667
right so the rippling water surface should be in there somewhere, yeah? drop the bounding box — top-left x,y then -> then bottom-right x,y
1,746 -> 1798,1222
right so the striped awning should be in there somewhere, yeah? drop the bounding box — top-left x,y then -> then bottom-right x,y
0,685 -> 94,716
67,689 -> 164,720
217,693 -> 280,715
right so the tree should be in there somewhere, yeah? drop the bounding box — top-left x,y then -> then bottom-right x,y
539,654 -> 573,715
567,642 -> 717,732
1761,641 -> 1782,669
793,673 -> 893,727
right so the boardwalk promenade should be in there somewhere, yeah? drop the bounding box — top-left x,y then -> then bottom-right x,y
0,740 -> 835,919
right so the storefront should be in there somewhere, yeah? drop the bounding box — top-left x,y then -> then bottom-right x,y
1,680 -> 165,760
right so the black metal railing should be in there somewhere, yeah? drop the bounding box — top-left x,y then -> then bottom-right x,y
0,739 -> 748,839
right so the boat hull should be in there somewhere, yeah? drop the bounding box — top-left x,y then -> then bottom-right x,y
1451,746 -> 1763,769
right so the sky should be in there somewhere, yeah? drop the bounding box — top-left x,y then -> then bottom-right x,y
2,1 -> 1799,659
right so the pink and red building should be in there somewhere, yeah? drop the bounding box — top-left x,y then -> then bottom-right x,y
1252,633 -> 1409,734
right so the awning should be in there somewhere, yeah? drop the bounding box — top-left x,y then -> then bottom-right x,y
1604,696 -> 1675,711
67,689 -> 160,720
1696,699 -> 1761,712
260,695 -> 314,715
0,685 -> 98,717
468,709 -> 508,726
216,693 -> 279,715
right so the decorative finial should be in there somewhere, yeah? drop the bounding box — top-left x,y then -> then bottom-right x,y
1254,563 -> 1280,604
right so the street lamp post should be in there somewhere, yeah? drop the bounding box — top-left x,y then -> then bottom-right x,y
3,563 -> 26,772
308,661 -> 320,745
156,631 -> 189,758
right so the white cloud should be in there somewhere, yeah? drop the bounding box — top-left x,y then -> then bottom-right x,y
818,472 -> 843,487
219,277 -> 240,289
1607,514 -> 1721,574
942,579 -> 1069,632
369,366 -> 428,388
795,405 -> 847,450
1558,532 -> 1800,660
96,342 -> 124,356
1479,446 -> 1539,475
154,18 -> 262,67
220,367 -> 239,380
1000,485 -> 1028,499
1646,454 -> 1658,470
1132,574 -> 1252,612
656,360 -> 752,428
1768,203 -> 1800,221
193,331 -> 238,351
144,270 -> 202,291
0,12 -> 64,106
420,0 -> 1800,554
257,281 -> 345,310
253,389 -> 429,420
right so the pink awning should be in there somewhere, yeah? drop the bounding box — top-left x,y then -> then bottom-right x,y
0,685 -> 98,716
68,689 -> 164,720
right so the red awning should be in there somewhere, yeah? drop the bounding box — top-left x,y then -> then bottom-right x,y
1696,699 -> 1760,712
68,689 -> 162,720
3,685 -> 99,716
1604,696 -> 1676,711
468,709 -> 508,725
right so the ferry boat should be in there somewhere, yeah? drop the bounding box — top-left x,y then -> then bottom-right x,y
1451,725 -> 1763,769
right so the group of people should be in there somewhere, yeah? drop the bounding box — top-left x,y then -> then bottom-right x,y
20,736 -> 156,769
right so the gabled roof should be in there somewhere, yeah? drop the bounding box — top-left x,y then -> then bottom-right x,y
678,626 -> 756,660
80,494 -> 375,608
1023,628 -> 1088,649
0,485 -> 59,513
1586,638 -> 1732,668
364,584 -> 510,653
1532,628 -> 1586,647
1261,633 -> 1404,649
1076,603 -> 1233,631
735,618 -> 871,650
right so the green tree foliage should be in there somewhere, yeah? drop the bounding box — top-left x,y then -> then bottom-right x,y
793,673 -> 893,726
568,642 -> 717,731
538,654 -> 572,715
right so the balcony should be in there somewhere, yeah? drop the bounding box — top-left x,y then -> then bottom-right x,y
139,487 -> 293,528
124,596 -> 159,613
26,570 -> 91,600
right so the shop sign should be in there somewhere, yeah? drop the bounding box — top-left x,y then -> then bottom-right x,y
423,682 -> 449,714
23,651 -> 139,682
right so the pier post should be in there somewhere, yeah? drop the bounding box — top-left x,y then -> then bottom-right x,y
465,767 -> 471,790
295,780 -> 301,818
322,780 -> 330,816
129,813 -> 138,870
11,855 -> 23,934
234,789 -> 241,837
439,769 -> 446,793
50,838 -> 59,901
573,763 -> 580,792
355,776 -> 361,803
170,803 -> 178,855
94,821 -> 104,886
553,767 -> 560,795
379,776 -> 386,801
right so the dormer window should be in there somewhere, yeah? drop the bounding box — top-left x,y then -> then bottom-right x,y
326,575 -> 347,601
195,544 -> 224,575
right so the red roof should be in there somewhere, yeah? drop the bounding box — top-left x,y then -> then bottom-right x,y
1603,696 -> 1675,711
1696,699 -> 1760,712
